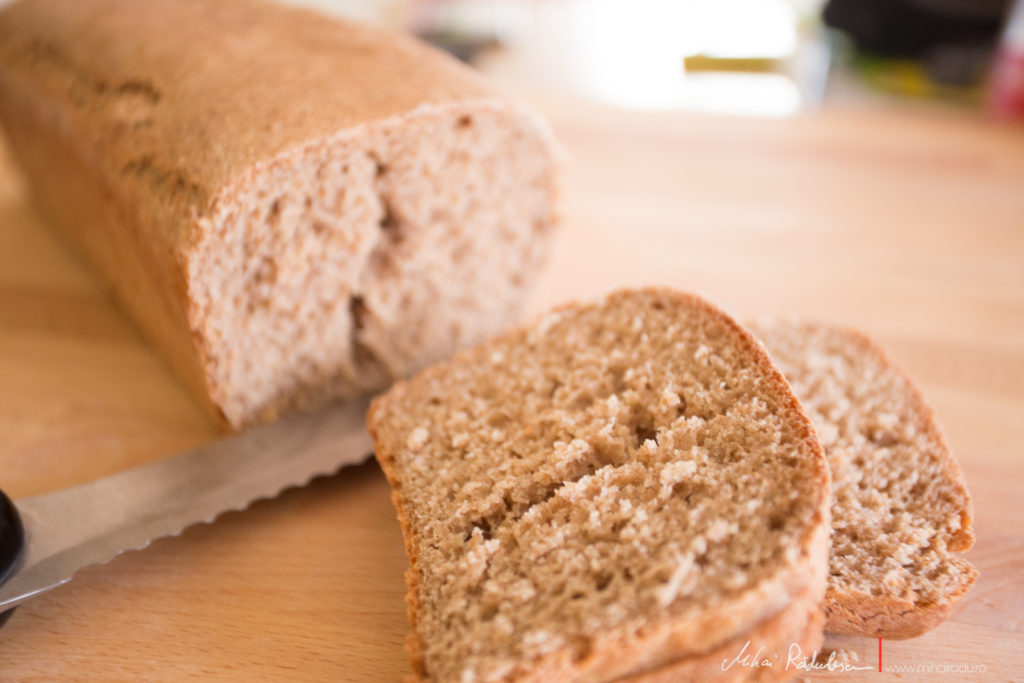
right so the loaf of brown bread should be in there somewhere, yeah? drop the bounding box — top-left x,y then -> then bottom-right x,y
0,0 -> 559,429
750,321 -> 976,638
369,289 -> 831,682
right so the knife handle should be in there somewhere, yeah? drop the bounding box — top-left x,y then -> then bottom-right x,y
0,488 -> 25,626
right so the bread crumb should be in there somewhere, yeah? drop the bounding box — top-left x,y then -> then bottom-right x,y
657,553 -> 697,607
659,460 -> 697,498
706,519 -> 738,543
407,426 -> 429,450
659,387 -> 681,409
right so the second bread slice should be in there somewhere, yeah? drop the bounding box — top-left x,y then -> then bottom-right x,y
369,288 -> 831,682
751,321 -> 976,638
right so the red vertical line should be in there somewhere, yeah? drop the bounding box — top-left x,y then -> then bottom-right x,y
878,637 -> 882,673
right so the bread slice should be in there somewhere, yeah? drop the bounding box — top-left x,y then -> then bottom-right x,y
0,0 -> 559,430
749,320 -> 976,638
624,587 -> 824,683
369,288 -> 831,682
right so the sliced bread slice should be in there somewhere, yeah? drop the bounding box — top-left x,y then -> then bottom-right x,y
369,288 -> 831,682
624,586 -> 824,682
750,320 -> 976,638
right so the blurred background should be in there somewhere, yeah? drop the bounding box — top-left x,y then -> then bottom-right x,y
284,0 -> 1024,119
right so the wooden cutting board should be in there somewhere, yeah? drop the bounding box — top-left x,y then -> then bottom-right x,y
1,95 -> 1022,681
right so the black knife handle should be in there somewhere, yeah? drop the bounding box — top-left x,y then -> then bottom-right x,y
0,488 -> 25,627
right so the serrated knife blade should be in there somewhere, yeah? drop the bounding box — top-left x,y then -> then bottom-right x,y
0,395 -> 374,614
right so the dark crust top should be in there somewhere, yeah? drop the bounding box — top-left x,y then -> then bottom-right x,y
0,0 -> 497,241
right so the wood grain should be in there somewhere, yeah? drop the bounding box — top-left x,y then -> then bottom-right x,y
0,97 -> 1022,680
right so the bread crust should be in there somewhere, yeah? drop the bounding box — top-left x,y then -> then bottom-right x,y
623,592 -> 824,683
370,288 -> 832,682
751,320 -> 976,639
0,0 -> 498,208
824,560 -> 976,638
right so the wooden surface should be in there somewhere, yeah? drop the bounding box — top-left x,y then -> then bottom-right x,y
1,96 -> 1022,680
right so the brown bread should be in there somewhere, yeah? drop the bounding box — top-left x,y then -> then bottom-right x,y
751,320 -> 976,638
0,0 -> 559,429
370,289 -> 831,682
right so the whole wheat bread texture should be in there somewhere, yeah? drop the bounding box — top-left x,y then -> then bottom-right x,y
369,289 -> 831,682
750,321 -> 976,639
0,0 -> 559,429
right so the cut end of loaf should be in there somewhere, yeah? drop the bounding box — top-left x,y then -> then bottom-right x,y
186,101 -> 558,429
371,288 -> 830,683
750,320 -> 976,638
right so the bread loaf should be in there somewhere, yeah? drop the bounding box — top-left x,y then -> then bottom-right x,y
750,320 -> 976,638
0,0 -> 559,429
369,289 -> 831,682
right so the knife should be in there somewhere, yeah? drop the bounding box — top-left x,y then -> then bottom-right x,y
0,395 -> 374,621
